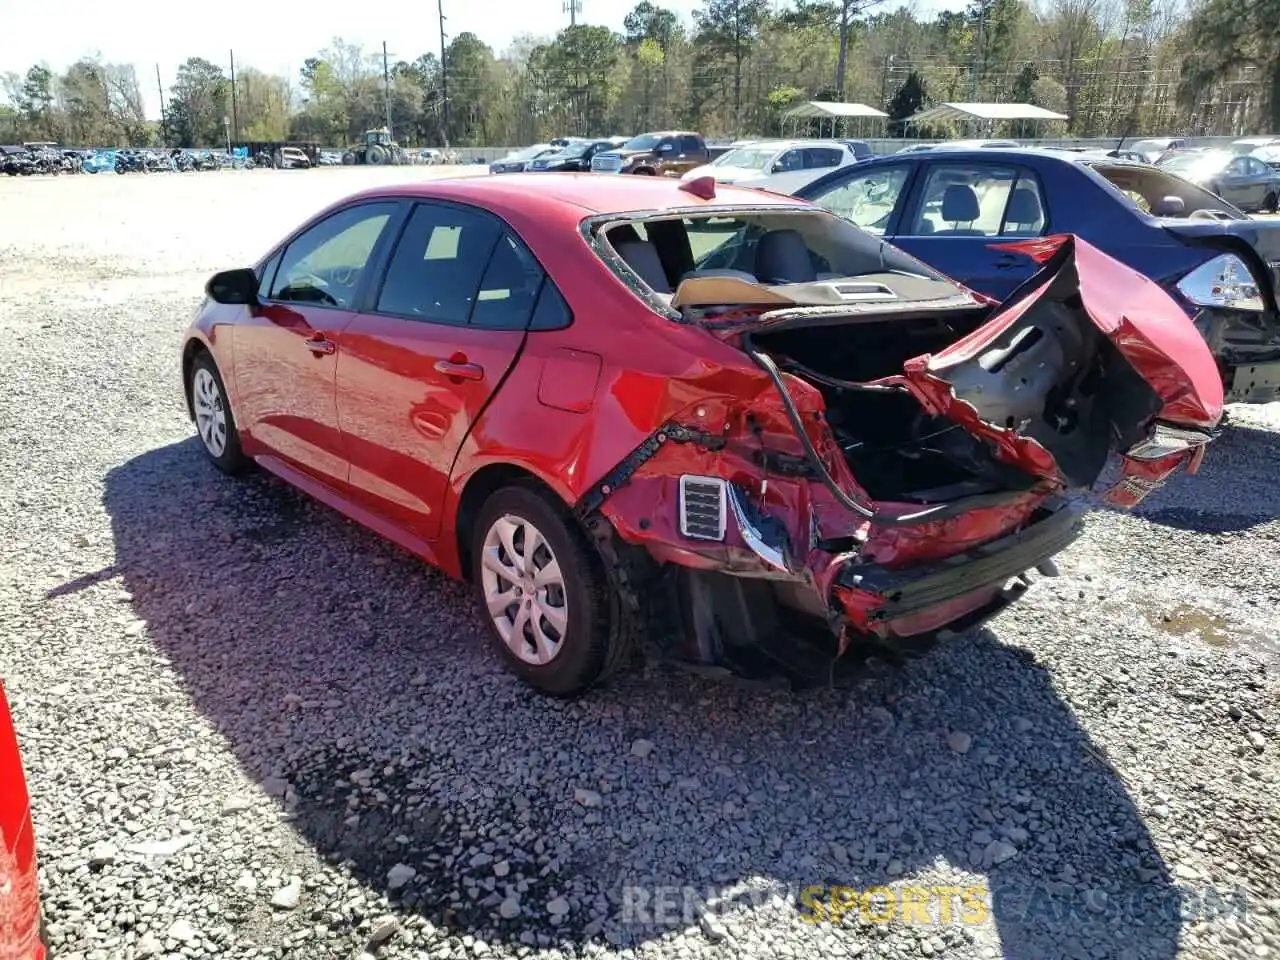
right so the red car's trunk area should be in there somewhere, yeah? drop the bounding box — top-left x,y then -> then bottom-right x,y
598,236 -> 1223,646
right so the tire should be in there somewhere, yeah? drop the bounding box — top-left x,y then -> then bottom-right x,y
1264,191 -> 1278,213
368,145 -> 389,165
471,484 -> 626,696
341,151 -> 357,166
632,167 -> 656,175
189,352 -> 250,475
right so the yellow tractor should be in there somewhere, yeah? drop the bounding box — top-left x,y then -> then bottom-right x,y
340,128 -> 407,166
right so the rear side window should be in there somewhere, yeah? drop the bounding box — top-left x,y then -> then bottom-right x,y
376,203 -> 502,324
801,147 -> 845,170
471,235 -> 546,330
909,164 -> 1046,237
375,202 -> 552,330
680,135 -> 702,153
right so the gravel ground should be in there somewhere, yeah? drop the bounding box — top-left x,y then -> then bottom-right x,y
1,168 -> 1278,960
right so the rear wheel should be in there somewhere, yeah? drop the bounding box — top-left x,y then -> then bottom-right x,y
471,485 -> 627,696
368,145 -> 389,165
632,167 -> 656,175
341,151 -> 357,165
1263,191 -> 1278,213
189,352 -> 250,475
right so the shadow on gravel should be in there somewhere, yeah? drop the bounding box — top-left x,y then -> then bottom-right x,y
93,439 -> 1188,960
1120,423 -> 1280,533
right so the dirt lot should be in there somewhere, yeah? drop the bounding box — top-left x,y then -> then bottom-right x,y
1,168 -> 1279,960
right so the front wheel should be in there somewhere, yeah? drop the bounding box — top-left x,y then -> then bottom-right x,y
471,485 -> 627,696
189,352 -> 251,475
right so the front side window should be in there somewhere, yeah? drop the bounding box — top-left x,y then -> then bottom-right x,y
809,165 -> 911,235
908,164 -> 1045,237
270,203 -> 397,307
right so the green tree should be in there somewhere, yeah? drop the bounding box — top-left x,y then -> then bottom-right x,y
19,65 -> 58,140
168,57 -> 228,147
693,0 -> 769,132
886,67 -> 926,136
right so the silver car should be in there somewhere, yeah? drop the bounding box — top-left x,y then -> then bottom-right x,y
1159,150 -> 1280,212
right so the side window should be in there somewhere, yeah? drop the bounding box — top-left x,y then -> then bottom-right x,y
1247,157 -> 1269,176
679,135 -> 701,154
801,147 -> 844,170
471,234 -> 547,330
375,203 -> 502,324
909,165 -> 1045,238
257,252 -> 281,299
658,137 -> 677,154
529,279 -> 573,331
270,203 -> 398,307
774,149 -> 803,172
810,165 -> 911,236
1227,157 -> 1249,176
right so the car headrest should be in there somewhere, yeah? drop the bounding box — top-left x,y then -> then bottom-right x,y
615,240 -> 672,294
1005,187 -> 1042,225
1153,195 -> 1186,216
755,229 -> 817,284
941,184 -> 981,222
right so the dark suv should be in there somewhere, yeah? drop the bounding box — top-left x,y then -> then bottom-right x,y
530,138 -> 626,172
590,131 -> 710,176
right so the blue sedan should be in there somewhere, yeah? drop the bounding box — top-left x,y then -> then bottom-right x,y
790,148 -> 1280,403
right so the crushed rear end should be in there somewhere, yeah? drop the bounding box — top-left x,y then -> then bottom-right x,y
586,235 -> 1222,681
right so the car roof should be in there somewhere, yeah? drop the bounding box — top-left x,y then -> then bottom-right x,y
347,172 -> 809,217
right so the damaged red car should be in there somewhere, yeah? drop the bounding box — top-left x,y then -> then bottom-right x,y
182,174 -> 1223,694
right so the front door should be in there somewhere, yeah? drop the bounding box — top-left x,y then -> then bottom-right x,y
891,161 -> 1049,301
336,201 -> 546,541
233,201 -> 401,489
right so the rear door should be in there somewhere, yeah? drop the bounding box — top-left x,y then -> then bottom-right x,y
336,201 -> 547,542
891,160 -> 1049,300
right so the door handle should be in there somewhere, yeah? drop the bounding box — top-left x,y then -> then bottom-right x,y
434,358 -> 485,381
994,254 -> 1021,270
305,335 -> 336,355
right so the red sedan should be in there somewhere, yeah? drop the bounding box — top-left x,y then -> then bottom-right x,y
181,174 -> 1222,694
1,681 -> 43,959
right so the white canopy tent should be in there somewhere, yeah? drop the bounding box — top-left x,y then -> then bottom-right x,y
907,102 -> 1069,136
781,101 -> 889,138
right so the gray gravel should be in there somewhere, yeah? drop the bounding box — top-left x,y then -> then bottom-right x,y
1,169 -> 1279,960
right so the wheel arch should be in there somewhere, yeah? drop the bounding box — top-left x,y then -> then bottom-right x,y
181,337 -> 211,420
450,461 -> 579,583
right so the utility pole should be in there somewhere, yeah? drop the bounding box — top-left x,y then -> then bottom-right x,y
156,64 -> 168,146
880,54 -> 895,109
438,0 -> 450,147
229,50 -> 239,141
564,0 -> 582,26
382,41 -> 393,136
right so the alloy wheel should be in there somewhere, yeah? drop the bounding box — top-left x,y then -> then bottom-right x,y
192,367 -> 228,458
480,514 -> 569,665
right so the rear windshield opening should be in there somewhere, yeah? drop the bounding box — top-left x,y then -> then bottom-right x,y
1090,162 -> 1246,219
596,209 -> 943,308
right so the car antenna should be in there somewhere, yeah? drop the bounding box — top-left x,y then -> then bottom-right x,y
1114,119 -> 1135,157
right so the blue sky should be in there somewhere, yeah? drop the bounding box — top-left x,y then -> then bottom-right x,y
4,0 -> 961,120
